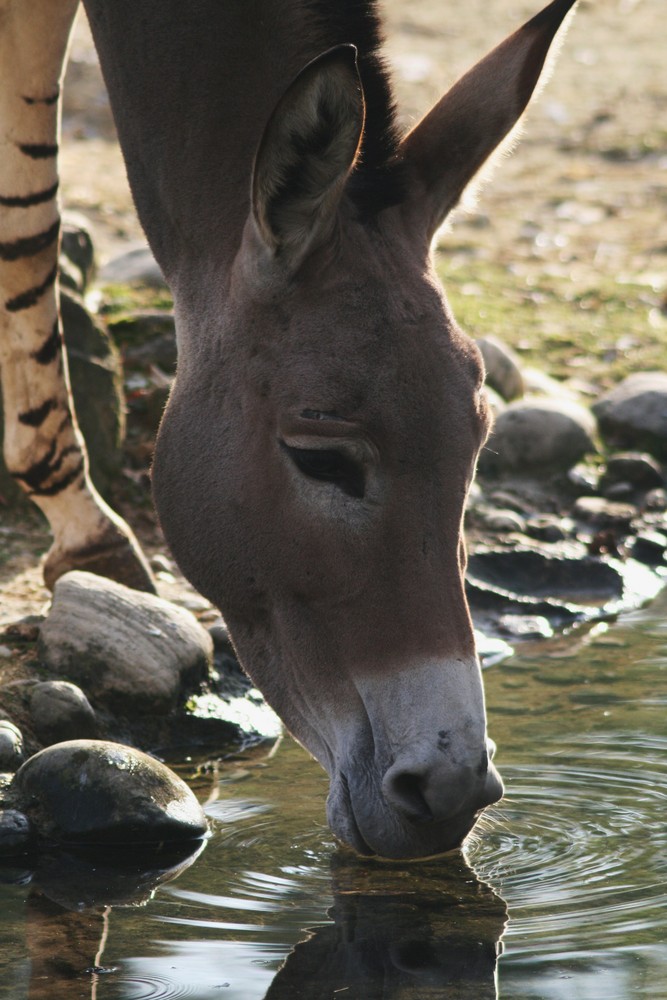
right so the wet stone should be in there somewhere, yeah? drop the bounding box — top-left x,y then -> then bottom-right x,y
30,681 -> 98,744
497,614 -> 554,639
7,740 -> 208,845
630,532 -> 667,566
0,721 -> 24,772
572,496 -> 638,529
480,509 -> 527,534
644,488 -> 667,512
525,514 -> 572,543
0,809 -> 31,854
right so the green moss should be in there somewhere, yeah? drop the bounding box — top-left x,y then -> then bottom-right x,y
436,253 -> 667,390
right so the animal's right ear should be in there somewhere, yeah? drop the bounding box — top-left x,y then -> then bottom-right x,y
251,45 -> 365,274
400,0 -> 578,240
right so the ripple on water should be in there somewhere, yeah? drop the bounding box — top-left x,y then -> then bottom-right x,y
468,732 -> 667,959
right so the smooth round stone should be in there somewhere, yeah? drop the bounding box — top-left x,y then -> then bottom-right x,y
30,681 -> 97,743
8,740 -> 208,845
476,336 -> 524,401
593,372 -> 667,459
0,721 -> 25,771
480,398 -> 596,473
0,809 -> 31,853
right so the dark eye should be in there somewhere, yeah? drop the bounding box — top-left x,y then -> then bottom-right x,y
280,443 -> 365,499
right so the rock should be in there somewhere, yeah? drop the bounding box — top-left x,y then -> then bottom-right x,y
592,372 -> 667,459
479,398 -> 596,473
38,572 -> 213,716
476,336 -> 524,401
630,531 -> 667,566
109,311 -> 177,372
98,245 -> 167,288
599,452 -> 664,493
572,496 -> 638,530
0,721 -> 24,771
524,513 -> 573,543
480,384 -> 506,419
567,463 -> 601,496
497,614 -> 554,639
7,740 -> 208,844
479,509 -> 526,534
0,809 -> 32,854
644,488 -> 667,511
521,368 -> 576,400
30,681 -> 98,744
60,212 -> 96,292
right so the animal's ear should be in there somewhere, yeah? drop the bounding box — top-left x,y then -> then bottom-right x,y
251,45 -> 365,271
400,0 -> 578,239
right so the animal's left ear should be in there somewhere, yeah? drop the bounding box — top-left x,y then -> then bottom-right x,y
400,0 -> 578,239
251,44 -> 365,272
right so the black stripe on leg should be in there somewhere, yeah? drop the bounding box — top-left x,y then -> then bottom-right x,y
23,90 -> 60,107
6,263 -> 57,312
17,143 -> 59,159
32,321 -> 62,365
0,183 -> 59,208
0,219 -> 60,261
18,398 -> 57,427
29,459 -> 84,497
12,442 -> 79,493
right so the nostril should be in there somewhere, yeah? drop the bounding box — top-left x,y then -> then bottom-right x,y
383,769 -> 434,824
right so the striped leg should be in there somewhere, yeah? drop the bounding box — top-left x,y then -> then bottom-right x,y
0,0 -> 154,592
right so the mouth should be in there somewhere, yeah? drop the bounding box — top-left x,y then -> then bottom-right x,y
327,770 -> 483,861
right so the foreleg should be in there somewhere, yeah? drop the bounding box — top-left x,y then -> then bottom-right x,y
0,0 -> 154,592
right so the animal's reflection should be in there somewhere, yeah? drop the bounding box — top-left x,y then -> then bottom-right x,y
265,853 -> 507,999
8,845 -> 506,999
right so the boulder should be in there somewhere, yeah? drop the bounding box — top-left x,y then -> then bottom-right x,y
6,739 -> 208,845
38,572 -> 213,716
479,398 -> 596,473
593,372 -> 667,459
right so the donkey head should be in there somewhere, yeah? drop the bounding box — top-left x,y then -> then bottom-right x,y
153,0 -> 576,858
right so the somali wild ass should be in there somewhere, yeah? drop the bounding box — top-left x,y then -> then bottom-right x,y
0,0 -> 577,857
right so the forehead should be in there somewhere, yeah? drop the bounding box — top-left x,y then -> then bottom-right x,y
265,265 -> 486,429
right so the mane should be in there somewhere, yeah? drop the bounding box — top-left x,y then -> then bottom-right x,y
304,0 -> 407,216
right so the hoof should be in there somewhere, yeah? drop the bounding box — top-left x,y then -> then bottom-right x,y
43,526 -> 156,594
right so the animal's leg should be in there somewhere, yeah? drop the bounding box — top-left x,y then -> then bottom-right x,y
0,0 -> 155,592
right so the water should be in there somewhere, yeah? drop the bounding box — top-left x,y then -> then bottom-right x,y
1,590 -> 666,1000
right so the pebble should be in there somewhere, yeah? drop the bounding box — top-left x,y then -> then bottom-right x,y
0,722 -> 24,772
0,809 -> 31,853
476,336 -> 524,401
30,681 -> 98,744
572,496 -> 638,529
480,397 -> 596,473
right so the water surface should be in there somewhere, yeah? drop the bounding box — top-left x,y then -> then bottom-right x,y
1,590 -> 665,1000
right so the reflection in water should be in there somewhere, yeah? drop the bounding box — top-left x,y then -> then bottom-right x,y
265,854 -> 507,1000
0,842 -> 204,1000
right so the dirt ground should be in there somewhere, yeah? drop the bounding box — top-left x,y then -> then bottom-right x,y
1,0 -> 665,628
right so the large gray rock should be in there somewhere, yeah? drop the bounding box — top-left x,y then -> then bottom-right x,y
38,571 -> 213,715
7,739 -> 207,844
479,398 -> 596,473
476,336 -> 524,402
593,372 -> 667,459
